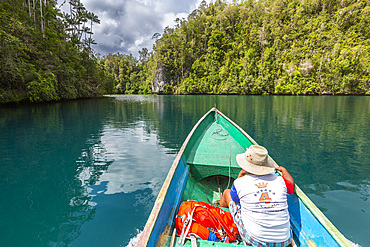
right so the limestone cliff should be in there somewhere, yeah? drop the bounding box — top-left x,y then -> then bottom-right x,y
152,62 -> 170,93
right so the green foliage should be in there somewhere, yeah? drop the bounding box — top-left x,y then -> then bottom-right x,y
27,73 -> 59,102
143,0 -> 370,95
0,0 -> 107,104
98,50 -> 153,94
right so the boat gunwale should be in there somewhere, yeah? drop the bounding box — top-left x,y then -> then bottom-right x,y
137,107 -> 217,246
216,109 -> 350,247
138,107 -> 351,247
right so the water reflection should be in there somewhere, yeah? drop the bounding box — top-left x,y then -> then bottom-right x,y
0,100 -> 111,246
0,95 -> 368,246
309,187 -> 369,243
69,98 -> 176,246
105,95 -> 369,246
88,123 -> 175,196
109,95 -> 369,194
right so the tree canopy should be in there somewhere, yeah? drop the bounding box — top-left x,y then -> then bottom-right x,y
0,0 -> 111,103
101,0 -> 370,95
2,0 -> 369,103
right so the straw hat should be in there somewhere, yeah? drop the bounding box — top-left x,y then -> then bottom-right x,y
236,145 -> 275,175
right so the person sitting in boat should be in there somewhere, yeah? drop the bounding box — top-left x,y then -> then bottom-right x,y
220,145 -> 294,247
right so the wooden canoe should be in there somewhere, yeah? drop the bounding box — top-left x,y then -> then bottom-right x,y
137,108 -> 351,247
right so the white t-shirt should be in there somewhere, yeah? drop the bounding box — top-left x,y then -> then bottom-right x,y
230,174 -> 292,243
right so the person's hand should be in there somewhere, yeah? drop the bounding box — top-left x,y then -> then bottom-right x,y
275,166 -> 287,173
275,166 -> 295,187
238,169 -> 248,178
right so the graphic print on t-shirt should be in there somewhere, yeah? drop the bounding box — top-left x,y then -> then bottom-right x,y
254,182 -> 282,209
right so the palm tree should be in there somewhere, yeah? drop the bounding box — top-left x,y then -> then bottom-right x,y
86,11 -> 100,50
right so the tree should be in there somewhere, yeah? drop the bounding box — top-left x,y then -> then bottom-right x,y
0,0 -> 107,103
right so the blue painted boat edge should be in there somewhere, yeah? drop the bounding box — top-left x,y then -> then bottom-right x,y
288,191 -> 342,247
147,157 -> 189,246
137,108 -> 217,246
216,108 -> 351,247
292,186 -> 352,247
139,108 -> 351,247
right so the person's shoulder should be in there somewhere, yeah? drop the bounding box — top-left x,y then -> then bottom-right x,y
259,174 -> 288,186
240,174 -> 256,180
257,173 -> 279,181
234,174 -> 252,185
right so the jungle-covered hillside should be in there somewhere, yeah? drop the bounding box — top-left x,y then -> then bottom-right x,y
1,0 -> 369,104
101,0 -> 370,95
0,0 -> 114,103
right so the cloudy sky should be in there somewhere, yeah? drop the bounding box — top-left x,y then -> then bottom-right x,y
59,0 -> 215,57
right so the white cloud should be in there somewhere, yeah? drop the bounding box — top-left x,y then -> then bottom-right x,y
162,12 -> 188,29
58,0 -> 216,57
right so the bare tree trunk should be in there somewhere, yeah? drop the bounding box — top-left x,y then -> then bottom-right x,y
89,19 -> 92,49
40,0 -> 44,37
77,0 -> 81,42
44,0 -> 47,27
28,0 -> 31,17
33,0 -> 36,22
70,1 -> 73,36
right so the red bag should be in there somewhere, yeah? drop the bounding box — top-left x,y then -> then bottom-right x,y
175,200 -> 239,244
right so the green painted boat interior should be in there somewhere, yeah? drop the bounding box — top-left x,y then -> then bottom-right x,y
173,237 -> 248,246
183,111 -> 251,207
185,112 -> 252,182
175,176 -> 251,246
145,108 -> 349,247
174,111 -> 256,246
182,175 -> 233,211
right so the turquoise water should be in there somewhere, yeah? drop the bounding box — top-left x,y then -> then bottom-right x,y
0,95 -> 368,246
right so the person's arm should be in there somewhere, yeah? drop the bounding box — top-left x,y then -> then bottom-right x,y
220,181 -> 241,208
237,169 -> 248,178
275,166 -> 295,188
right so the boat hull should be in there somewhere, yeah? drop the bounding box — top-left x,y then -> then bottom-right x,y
138,108 -> 351,247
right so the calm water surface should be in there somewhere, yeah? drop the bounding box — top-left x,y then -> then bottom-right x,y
0,95 -> 368,246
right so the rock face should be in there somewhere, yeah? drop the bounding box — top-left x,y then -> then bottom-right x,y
152,62 -> 170,93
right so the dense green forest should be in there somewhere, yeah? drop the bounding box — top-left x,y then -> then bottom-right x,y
99,49 -> 153,94
1,0 -> 369,103
101,0 -> 370,95
0,0 -> 113,103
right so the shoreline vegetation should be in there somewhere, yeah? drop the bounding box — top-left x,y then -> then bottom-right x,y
0,0 -> 108,104
1,0 -> 369,104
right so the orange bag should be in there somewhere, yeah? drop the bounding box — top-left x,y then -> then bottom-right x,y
175,200 -> 239,244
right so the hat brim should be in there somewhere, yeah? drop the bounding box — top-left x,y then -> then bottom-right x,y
236,153 -> 275,175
